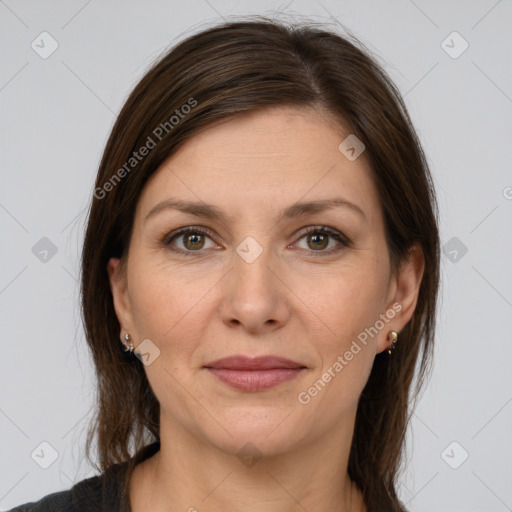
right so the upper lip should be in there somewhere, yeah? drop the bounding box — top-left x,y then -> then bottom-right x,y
204,355 -> 306,370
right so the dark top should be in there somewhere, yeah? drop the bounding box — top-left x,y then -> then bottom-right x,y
5,441 -> 161,512
7,440 -> 407,511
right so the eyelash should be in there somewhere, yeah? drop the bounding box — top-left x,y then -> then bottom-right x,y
162,226 -> 351,257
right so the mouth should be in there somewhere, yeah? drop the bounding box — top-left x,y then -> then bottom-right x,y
203,355 -> 307,392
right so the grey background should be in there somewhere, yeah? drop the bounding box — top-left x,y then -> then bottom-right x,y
1,1 -> 511,511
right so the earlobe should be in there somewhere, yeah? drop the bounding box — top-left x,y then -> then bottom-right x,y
107,257 -> 133,333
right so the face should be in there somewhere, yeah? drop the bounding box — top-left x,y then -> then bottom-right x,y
108,105 -> 423,457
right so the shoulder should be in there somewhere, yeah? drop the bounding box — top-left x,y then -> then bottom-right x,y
4,486 -> 78,512
4,470 -> 111,512
5,441 -> 161,512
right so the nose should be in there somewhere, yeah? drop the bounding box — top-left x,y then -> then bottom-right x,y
219,242 -> 291,335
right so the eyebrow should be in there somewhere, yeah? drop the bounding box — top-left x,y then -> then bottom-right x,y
144,197 -> 367,224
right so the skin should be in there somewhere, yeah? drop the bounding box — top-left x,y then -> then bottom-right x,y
108,105 -> 424,512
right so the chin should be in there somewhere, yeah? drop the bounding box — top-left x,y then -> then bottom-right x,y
211,431 -> 300,461
199,405 -> 307,458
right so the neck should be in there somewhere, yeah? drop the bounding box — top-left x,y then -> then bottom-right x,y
130,413 -> 367,512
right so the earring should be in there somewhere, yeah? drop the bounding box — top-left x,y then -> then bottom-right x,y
387,331 -> 398,355
123,333 -> 134,353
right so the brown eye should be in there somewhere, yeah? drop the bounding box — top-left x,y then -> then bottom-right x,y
295,227 -> 350,255
164,227 -> 218,255
183,232 -> 205,250
306,232 -> 329,251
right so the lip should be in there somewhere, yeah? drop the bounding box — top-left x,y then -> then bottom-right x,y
204,355 -> 306,370
203,355 -> 307,392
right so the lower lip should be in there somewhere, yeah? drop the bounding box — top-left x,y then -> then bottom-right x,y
205,368 -> 306,392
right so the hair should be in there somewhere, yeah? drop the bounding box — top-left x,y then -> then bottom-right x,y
80,15 -> 440,512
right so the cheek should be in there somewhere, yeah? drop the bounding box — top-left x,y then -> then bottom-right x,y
128,262 -> 205,347
294,264 -> 386,394
299,266 -> 386,344
296,280 -> 380,415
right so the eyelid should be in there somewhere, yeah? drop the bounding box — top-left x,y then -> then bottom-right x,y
162,225 -> 217,245
294,225 -> 351,246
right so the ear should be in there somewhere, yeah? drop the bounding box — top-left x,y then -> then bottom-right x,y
376,243 -> 425,354
107,257 -> 135,338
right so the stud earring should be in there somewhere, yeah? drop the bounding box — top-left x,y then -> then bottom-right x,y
123,333 -> 134,353
387,331 -> 398,355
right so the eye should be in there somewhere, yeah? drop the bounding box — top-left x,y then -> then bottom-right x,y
162,225 -> 351,257
293,226 -> 350,255
163,227 -> 219,255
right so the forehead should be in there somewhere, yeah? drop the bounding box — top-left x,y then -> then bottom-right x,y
136,106 -> 381,226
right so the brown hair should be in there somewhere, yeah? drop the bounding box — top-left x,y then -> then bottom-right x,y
80,15 -> 440,512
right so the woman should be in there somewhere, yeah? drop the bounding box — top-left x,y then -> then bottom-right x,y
9,15 -> 439,512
